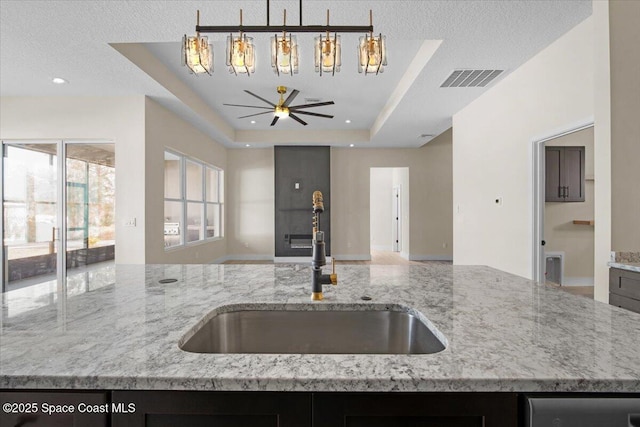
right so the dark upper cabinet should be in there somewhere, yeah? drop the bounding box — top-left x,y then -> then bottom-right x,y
545,146 -> 585,202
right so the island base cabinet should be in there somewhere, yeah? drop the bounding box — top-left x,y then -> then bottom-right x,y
111,391 -> 311,427
312,393 -> 518,427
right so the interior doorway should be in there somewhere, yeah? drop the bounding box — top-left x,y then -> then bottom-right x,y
532,122 -> 594,298
1,140 -> 115,294
370,167 -> 409,260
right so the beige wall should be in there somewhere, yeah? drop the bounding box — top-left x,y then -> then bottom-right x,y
226,148 -> 275,259
225,130 -> 452,260
452,17 -> 594,279
332,129 -> 453,260
0,96 -> 146,264
544,127 -> 594,284
144,98 -> 227,264
610,0 -> 640,251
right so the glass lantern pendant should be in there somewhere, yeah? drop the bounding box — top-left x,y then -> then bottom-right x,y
271,33 -> 299,75
358,11 -> 387,75
227,33 -> 255,75
182,35 -> 213,75
271,10 -> 298,76
182,11 -> 213,75
226,10 -> 255,76
358,33 -> 387,75
314,11 -> 341,76
314,33 -> 341,75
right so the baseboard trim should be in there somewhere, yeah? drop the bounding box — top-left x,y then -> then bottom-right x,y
409,254 -> 454,261
371,245 -> 393,251
212,254 -> 273,264
274,257 -> 314,263
562,276 -> 595,286
333,254 -> 372,261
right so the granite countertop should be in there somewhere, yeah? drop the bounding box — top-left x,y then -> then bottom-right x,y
609,262 -> 640,273
1,263 -> 639,392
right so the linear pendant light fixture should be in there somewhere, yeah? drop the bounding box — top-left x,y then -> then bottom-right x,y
183,0 -> 386,77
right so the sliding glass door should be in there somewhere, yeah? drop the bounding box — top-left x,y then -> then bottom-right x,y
1,140 -> 115,294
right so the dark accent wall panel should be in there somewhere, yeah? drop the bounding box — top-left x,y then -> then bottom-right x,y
275,146 -> 330,257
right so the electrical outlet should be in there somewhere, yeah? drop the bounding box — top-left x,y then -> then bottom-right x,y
124,217 -> 136,227
442,243 -> 447,249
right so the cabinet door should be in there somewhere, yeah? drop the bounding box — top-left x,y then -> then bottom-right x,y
312,393 -> 518,427
545,146 -> 585,202
0,391 -> 108,427
111,391 -> 311,427
563,146 -> 585,202
545,147 -> 564,202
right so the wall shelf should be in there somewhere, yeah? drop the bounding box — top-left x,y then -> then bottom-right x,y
572,220 -> 594,225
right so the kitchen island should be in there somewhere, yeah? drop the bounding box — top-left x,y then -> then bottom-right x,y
1,263 -> 639,393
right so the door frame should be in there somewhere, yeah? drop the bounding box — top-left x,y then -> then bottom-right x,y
393,185 -> 401,252
531,120 -> 594,282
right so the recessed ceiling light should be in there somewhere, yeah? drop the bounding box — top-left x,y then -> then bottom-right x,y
345,119 -> 351,124
245,144 -> 251,147
349,144 -> 355,147
250,120 -> 256,124
52,77 -> 68,84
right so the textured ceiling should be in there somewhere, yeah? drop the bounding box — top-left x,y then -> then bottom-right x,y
0,0 -> 592,148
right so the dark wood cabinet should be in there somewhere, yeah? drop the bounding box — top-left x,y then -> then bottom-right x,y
545,146 -> 585,202
111,391 -> 311,427
312,392 -> 518,427
0,390 -> 108,427
609,267 -> 640,314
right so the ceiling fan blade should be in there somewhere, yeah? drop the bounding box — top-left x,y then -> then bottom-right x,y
244,90 -> 276,107
238,111 -> 274,119
289,113 -> 308,126
270,116 -> 280,126
290,110 -> 334,119
282,89 -> 300,107
289,101 -> 335,110
223,104 -> 273,110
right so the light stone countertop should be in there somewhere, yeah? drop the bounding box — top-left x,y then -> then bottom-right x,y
609,262 -> 640,273
1,263 -> 639,392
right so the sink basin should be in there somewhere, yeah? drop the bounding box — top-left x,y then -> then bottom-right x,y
179,305 -> 446,354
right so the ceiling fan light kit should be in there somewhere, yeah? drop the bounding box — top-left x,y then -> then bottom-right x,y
223,86 -> 335,126
183,0 -> 386,77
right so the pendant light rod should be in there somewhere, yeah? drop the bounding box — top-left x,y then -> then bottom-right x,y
197,24 -> 372,33
197,0 -> 372,33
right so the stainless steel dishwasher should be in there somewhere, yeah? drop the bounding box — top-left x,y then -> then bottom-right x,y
525,396 -> 640,427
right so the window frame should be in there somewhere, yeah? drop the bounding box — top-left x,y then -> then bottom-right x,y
164,150 -> 223,251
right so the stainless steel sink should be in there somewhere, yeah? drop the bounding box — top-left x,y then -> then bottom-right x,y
179,306 -> 446,354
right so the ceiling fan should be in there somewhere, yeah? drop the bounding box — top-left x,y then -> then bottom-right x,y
223,86 -> 334,126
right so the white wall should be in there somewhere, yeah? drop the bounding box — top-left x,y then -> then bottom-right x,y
0,96 -> 146,264
593,0 -> 611,303
144,98 -> 227,264
452,17 -> 594,279
370,168 -> 394,251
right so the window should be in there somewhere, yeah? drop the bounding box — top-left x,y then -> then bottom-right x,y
164,150 -> 223,249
